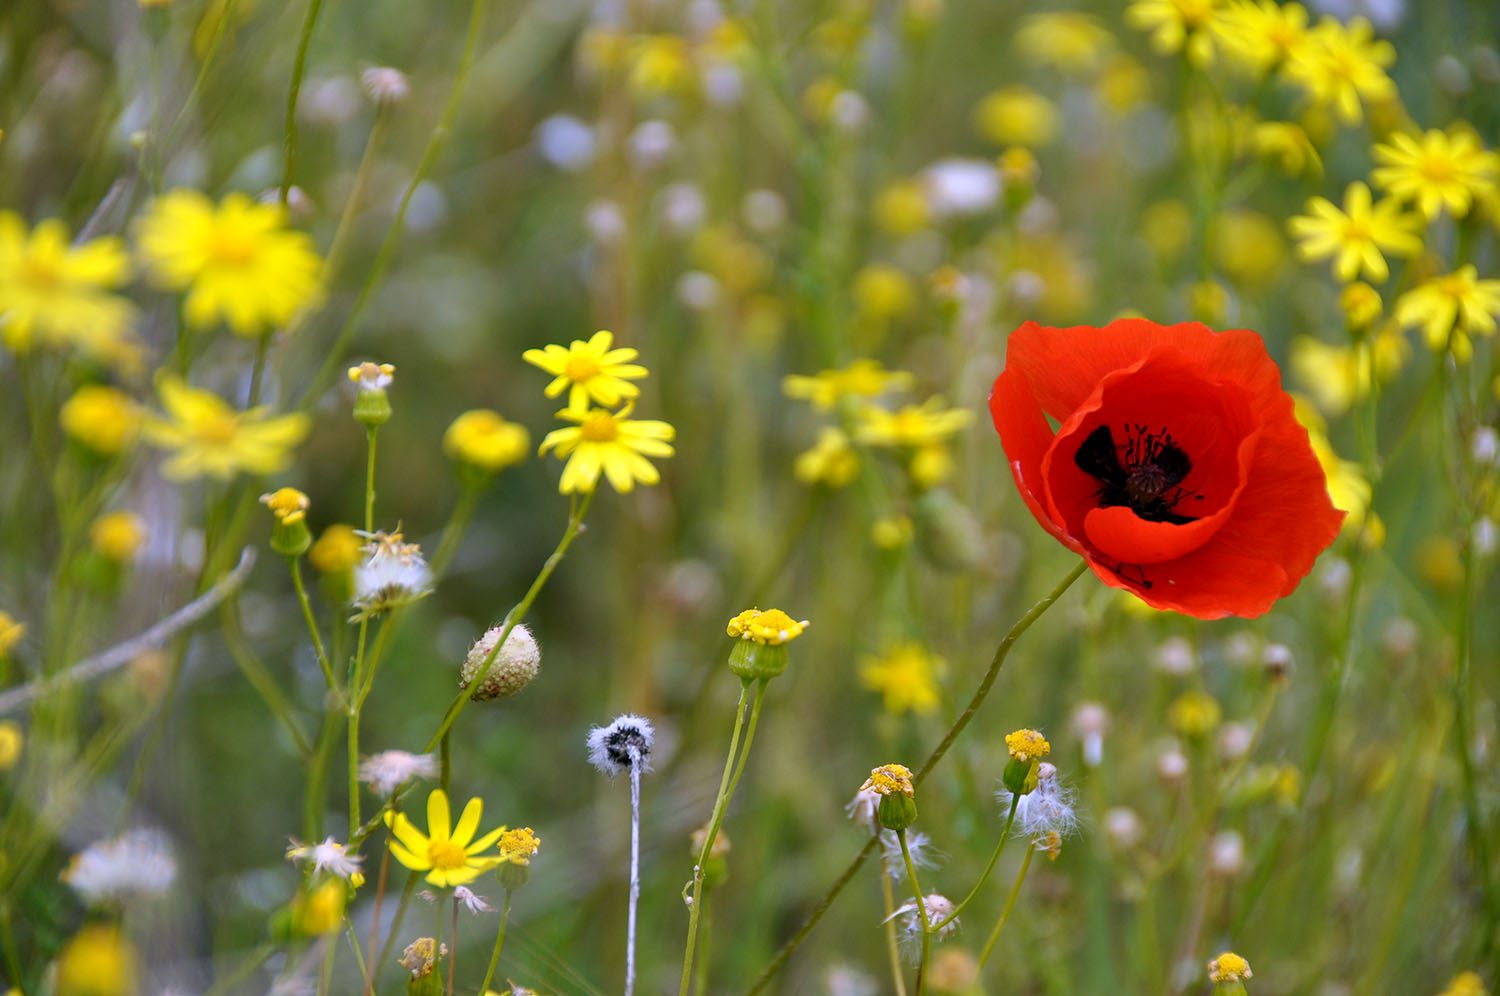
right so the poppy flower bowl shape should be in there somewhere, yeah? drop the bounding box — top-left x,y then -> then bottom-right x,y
989,319 -> 1344,618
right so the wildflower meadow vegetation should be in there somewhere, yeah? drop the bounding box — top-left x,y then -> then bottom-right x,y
3,0 -> 1500,993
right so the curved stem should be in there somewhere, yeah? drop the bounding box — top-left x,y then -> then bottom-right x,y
932,793 -> 1019,930
978,842 -> 1036,967
743,560 -> 1087,994
479,890 -> 513,996
898,830 -> 931,996
280,0 -> 325,205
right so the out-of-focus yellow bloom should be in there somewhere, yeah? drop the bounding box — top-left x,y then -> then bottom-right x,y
699,18 -> 752,63
135,190 -> 322,337
1295,398 -> 1382,546
1438,971 -> 1491,996
291,878 -> 345,935
309,524 -> 361,574
90,511 -> 147,562
1213,210 -> 1286,287
1292,336 -> 1396,415
628,34 -> 695,96
141,375 -> 310,480
801,76 -> 843,123
783,359 -> 914,411
860,642 -> 945,716
1014,12 -> 1115,74
1283,16 -> 1395,126
1188,280 -> 1229,325
1372,129 -> 1500,220
1126,0 -> 1224,68
538,405 -> 675,494
812,17 -> 869,59
909,442 -> 954,489
0,213 -> 136,362
1213,0 -> 1308,74
1142,200 -> 1193,261
874,180 -> 931,236
579,28 -> 632,74
1010,234 -> 1096,321
794,427 -> 859,489
259,486 -> 308,526
1417,535 -> 1464,590
0,720 -> 21,770
871,514 -> 913,549
1096,56 -> 1152,114
522,329 -> 648,414
386,789 -> 506,888
1288,182 -> 1421,283
1249,120 -> 1322,177
856,399 -> 972,449
443,410 -> 530,472
55,925 -> 138,996
1168,690 -> 1222,737
1396,266 -> 1500,359
60,385 -> 142,456
1340,281 -> 1383,329
973,86 -> 1058,148
693,227 -> 770,295
853,264 -> 917,320
0,612 -> 23,657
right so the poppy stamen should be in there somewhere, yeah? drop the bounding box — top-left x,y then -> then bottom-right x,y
1074,424 -> 1199,525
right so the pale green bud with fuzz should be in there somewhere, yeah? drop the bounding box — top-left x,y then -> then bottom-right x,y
260,487 -> 312,557
461,624 -> 540,701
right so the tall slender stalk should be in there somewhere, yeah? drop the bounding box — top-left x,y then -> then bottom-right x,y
978,842 -> 1037,967
479,890 -> 514,995
626,749 -> 644,996
280,0 -> 325,205
898,830 -> 932,996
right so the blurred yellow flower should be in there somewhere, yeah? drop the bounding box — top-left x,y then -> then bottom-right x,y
856,398 -> 972,448
60,385 -> 141,456
1340,281 -> 1383,329
1438,971 -> 1491,996
386,788 -> 505,888
1014,13 -> 1115,74
309,524 -> 362,574
1168,689 -> 1222,737
1126,0 -> 1224,68
874,180 -> 931,236
973,86 -> 1058,148
259,486 -> 309,526
1395,265 -> 1500,358
1096,55 -> 1152,114
629,35 -> 695,95
523,329 -> 648,414
90,510 -> 147,562
1283,16 -> 1395,126
0,213 -> 136,361
291,878 -> 345,935
794,427 -> 859,489
1372,128 -> 1500,220
784,359 -> 914,411
1213,210 -> 1286,287
871,514 -> 914,549
1213,0 -> 1308,74
909,442 -> 954,489
1295,398 -> 1381,545
1142,200 -> 1193,261
0,611 -> 23,657
55,925 -> 138,996
1417,535 -> 1463,590
443,409 -> 530,472
0,720 -> 21,770
853,264 -> 917,320
1288,182 -> 1421,283
136,190 -> 322,337
538,405 -> 675,494
142,375 -> 310,480
1249,120 -> 1322,177
860,642 -> 945,716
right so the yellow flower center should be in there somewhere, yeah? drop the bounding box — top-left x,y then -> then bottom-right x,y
1176,0 -> 1214,28
194,412 -> 241,445
565,355 -> 602,381
1341,217 -> 1371,243
210,227 -> 259,266
427,839 -> 468,870
1438,274 -> 1471,298
21,254 -> 61,289
579,411 -> 619,442
1421,155 -> 1456,183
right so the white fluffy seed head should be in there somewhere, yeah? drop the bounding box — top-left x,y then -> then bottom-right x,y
586,714 -> 656,777
461,624 -> 541,701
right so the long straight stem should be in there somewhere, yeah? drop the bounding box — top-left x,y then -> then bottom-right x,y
745,560 -> 1087,994
898,831 -> 932,996
878,838 -> 909,996
932,793 -> 1019,930
679,682 -> 754,996
626,755 -> 643,996
979,842 -> 1037,967
447,896 -> 458,996
479,891 -> 513,996
363,846 -> 391,996
280,0 -> 325,205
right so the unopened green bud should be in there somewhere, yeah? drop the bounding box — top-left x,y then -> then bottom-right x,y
349,362 -> 395,426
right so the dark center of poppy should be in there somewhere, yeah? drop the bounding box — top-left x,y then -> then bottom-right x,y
1074,423 -> 1200,525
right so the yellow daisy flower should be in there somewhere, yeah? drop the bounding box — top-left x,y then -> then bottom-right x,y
443,410 -> 530,473
0,212 -> 136,361
135,190 -> 322,337
142,375 -> 311,480
855,398 -> 973,448
538,404 -> 675,494
783,359 -> 915,411
1395,265 -> 1500,356
384,788 -> 506,888
1125,0 -> 1225,68
1372,129 -> 1500,220
522,329 -> 648,414
60,385 -> 142,456
1213,0 -> 1308,74
1283,16 -> 1395,126
859,642 -> 945,716
1288,182 -> 1421,283
1014,13 -> 1116,75
793,427 -> 859,489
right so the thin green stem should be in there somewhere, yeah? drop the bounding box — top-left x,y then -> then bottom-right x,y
374,872 -> 422,980
898,830 -> 932,996
202,943 -> 275,996
479,891 -> 514,996
978,842 -> 1037,967
280,0 -> 325,205
363,427 -> 378,533
447,895 -> 458,996
722,680 -> 767,806
877,838 -> 909,996
247,332 -> 272,407
932,793 -> 1019,930
291,556 -> 336,692
429,486 -> 481,579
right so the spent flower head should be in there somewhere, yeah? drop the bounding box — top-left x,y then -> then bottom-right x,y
286,836 -> 362,881
352,529 -> 432,619
400,937 -> 447,978
62,829 -> 177,904
586,714 -> 655,776
359,749 -> 438,797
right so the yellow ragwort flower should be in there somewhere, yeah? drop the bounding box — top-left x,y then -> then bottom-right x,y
142,375 -> 310,480
260,487 -> 310,525
726,607 -> 809,645
135,190 -> 322,337
783,359 -> 915,411
1005,728 -> 1051,763
1291,337 -> 1370,415
874,180 -> 931,236
861,763 -> 915,797
973,86 -> 1058,148
55,925 -> 138,996
60,385 -> 142,456
1213,0 -> 1308,74
1288,182 -> 1421,283
629,34 -> 696,96
0,611 -> 24,657
90,510 -> 147,562
1283,16 -> 1395,125
1372,129 -> 1500,221
859,642 -> 945,716
1207,951 -> 1253,984
1014,13 -> 1116,74
1295,398 -> 1382,544
0,212 -> 136,362
523,329 -> 648,414
309,524 -> 362,574
1395,265 -> 1500,358
443,410 -> 530,472
794,427 -> 859,489
853,264 -> 918,320
497,827 -> 540,866
1439,972 -> 1491,996
538,404 -> 674,494
1125,0 -> 1225,68
0,720 -> 22,770
855,398 -> 973,448
291,879 -> 346,936
385,788 -> 506,888
1250,121 -> 1322,178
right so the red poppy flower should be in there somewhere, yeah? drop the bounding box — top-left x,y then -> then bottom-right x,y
989,319 -> 1344,618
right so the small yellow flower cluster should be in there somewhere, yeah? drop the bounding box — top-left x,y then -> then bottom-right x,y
90,510 -> 147,563
260,487 -> 310,526
60,386 -> 141,457
1005,728 -> 1051,763
861,763 -> 915,797
528,330 -> 675,495
498,827 -> 541,866
1168,690 -> 1223,738
0,611 -> 24,657
1438,971 -> 1491,996
859,642 -> 945,717
725,608 -> 809,646
1207,951 -> 1253,984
